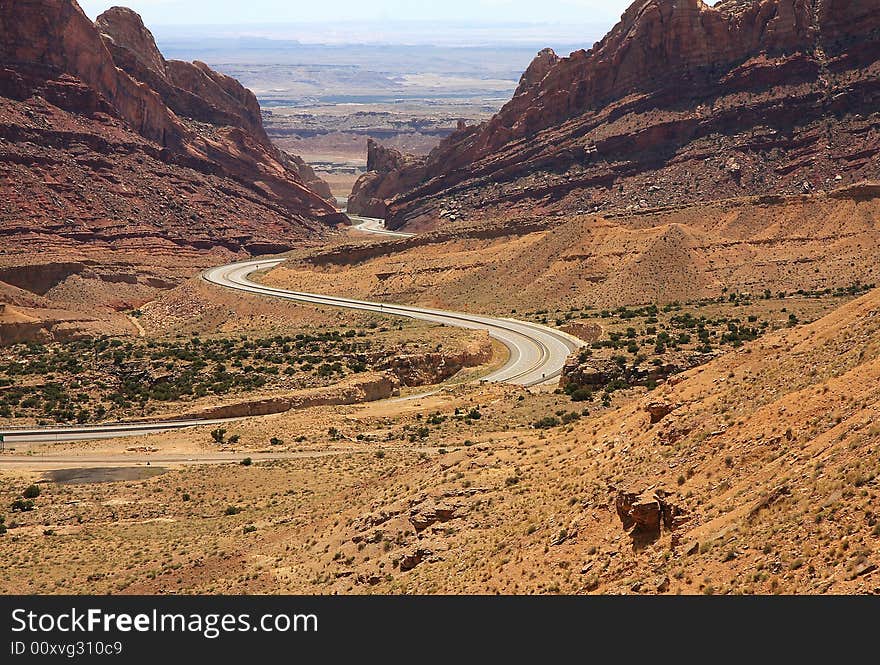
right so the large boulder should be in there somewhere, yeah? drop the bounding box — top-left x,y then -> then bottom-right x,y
616,487 -> 689,547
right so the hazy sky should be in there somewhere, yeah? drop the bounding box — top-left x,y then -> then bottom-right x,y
79,0 -> 634,26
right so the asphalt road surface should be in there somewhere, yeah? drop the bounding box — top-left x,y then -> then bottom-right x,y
203,258 -> 582,387
0,418 -> 240,445
0,218 -> 582,447
349,215 -> 416,238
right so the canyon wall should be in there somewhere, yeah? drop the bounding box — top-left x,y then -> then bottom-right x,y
347,0 -> 880,230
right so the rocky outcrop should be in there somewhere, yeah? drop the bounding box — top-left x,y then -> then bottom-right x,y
347,139 -> 426,217
95,9 -> 267,142
94,6 -> 166,78
0,1 -> 339,256
397,546 -> 436,572
379,334 -> 493,386
644,400 -> 680,425
0,262 -> 87,296
559,320 -> 603,343
513,48 -> 560,97
289,154 -> 334,200
560,354 -> 709,391
179,372 -> 399,421
409,501 -> 457,533
0,0 -> 179,145
352,0 -> 880,230
94,6 -> 335,212
616,487 -> 688,547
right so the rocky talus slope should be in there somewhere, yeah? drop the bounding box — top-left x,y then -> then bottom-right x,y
292,284 -> 880,594
347,0 -> 880,230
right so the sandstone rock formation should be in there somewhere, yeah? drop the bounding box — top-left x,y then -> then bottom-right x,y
348,138 -> 425,218
347,0 -> 880,230
513,48 -> 560,97
95,7 -> 334,200
0,0 -> 340,257
644,400 -> 680,424
616,487 -> 688,547
180,372 -> 399,421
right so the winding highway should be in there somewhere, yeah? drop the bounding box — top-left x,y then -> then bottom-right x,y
203,257 -> 582,387
350,215 -> 416,238
0,216 -> 582,446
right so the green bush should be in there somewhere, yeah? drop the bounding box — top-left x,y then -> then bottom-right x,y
533,417 -> 561,430
240,458 -> 253,467
224,505 -> 243,516
571,388 -> 593,402
22,485 -> 41,499
11,499 -> 34,512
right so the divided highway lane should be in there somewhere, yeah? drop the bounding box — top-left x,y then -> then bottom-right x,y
203,258 -> 583,387
0,418 -> 239,445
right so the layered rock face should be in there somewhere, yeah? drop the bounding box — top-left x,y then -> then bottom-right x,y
95,7 -> 267,141
0,1 -> 339,256
347,0 -> 880,229
95,7 -> 335,201
347,139 -> 426,217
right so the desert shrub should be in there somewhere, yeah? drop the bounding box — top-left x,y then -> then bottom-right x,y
224,506 -> 243,516
240,458 -> 253,467
22,485 -> 41,499
11,499 -> 34,512
533,416 -> 560,430
570,388 -> 593,402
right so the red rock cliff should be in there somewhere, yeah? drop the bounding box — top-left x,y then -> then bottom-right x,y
0,0 -> 340,254
0,0 -> 179,145
348,138 -> 426,218
349,0 -> 880,229
94,6 -> 334,201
